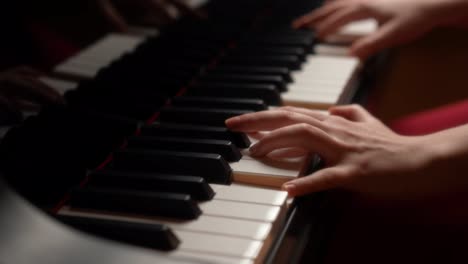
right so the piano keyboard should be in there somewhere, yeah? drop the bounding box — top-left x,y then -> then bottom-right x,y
58,183 -> 288,264
324,19 -> 378,44
0,1 -> 378,263
53,36 -> 364,110
42,19 -> 376,189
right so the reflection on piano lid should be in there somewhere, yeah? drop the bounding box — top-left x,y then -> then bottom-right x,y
0,178 -> 203,264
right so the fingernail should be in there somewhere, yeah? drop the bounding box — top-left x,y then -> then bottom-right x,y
282,183 -> 296,193
225,116 -> 239,127
249,143 -> 259,155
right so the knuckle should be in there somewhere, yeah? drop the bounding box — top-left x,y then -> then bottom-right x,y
296,123 -> 317,136
278,106 -> 296,112
348,104 -> 362,112
325,115 -> 340,122
278,110 -> 299,121
351,160 -> 370,178
320,171 -> 340,189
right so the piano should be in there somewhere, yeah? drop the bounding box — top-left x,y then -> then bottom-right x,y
0,0 -> 379,263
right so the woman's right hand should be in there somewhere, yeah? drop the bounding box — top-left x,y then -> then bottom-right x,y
226,105 -> 468,200
293,0 -> 468,59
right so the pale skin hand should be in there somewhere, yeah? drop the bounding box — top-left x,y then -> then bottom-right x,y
0,67 -> 63,122
226,105 -> 468,199
292,0 -> 468,59
97,0 -> 204,32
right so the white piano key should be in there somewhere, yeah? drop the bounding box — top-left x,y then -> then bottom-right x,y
61,208 -> 272,241
199,200 -> 280,223
282,91 -> 339,105
314,44 -> 350,56
231,156 -> 302,188
288,82 -> 349,93
324,19 -> 378,44
176,230 -> 262,259
55,34 -> 144,79
210,183 -> 288,206
169,251 -> 253,264
284,55 -> 360,108
59,209 -> 264,259
39,77 -> 77,95
55,63 -> 100,79
167,216 -> 272,241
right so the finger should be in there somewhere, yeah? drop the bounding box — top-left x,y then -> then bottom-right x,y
292,1 -> 345,29
22,77 -> 64,104
149,0 -> 175,23
97,0 -> 129,32
247,131 -> 267,141
226,110 -> 327,133
0,95 -> 22,124
276,106 -> 328,121
167,0 -> 206,19
249,123 -> 338,162
349,19 -> 406,59
329,104 -> 372,122
13,66 -> 44,78
4,76 -> 63,105
282,166 -> 349,196
315,5 -> 371,38
268,148 -> 308,159
11,98 -> 41,111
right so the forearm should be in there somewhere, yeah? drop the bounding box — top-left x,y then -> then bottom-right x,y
417,123 -> 468,193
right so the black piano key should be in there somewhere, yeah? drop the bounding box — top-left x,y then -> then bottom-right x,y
188,83 -> 282,106
140,123 -> 251,148
221,55 -> 302,70
127,136 -> 242,162
88,170 -> 215,201
198,73 -> 287,92
112,149 -> 232,184
256,28 -> 315,39
70,187 -> 202,219
230,46 -> 307,61
238,36 -> 315,50
66,89 -> 167,120
172,96 -> 267,111
56,215 -> 180,251
212,65 -> 292,82
159,106 -> 252,127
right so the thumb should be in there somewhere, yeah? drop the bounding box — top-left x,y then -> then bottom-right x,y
282,167 -> 348,196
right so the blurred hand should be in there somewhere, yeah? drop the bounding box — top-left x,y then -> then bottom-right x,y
0,67 -> 63,123
97,0 -> 205,32
226,105 -> 468,199
293,0 -> 468,59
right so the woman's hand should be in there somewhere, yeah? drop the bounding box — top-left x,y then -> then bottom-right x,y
97,0 -> 204,32
293,0 -> 468,59
0,67 -> 63,123
226,105 -> 468,199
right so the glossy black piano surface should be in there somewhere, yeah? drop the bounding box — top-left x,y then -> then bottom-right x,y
0,179 -> 204,264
